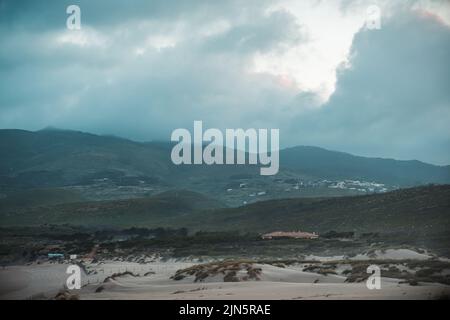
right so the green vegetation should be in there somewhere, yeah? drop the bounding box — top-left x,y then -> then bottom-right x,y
0,189 -> 223,227
2,185 -> 448,238
1,130 -> 449,192
172,260 -> 262,282
0,188 -> 85,210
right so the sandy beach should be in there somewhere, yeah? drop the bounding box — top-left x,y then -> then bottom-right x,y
1,251 -> 449,300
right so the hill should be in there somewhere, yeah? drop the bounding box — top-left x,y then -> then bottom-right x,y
0,188 -> 85,210
281,146 -> 450,186
0,189 -> 224,227
1,185 -> 448,237
201,184 -> 450,234
0,128 -> 170,190
0,129 -> 449,203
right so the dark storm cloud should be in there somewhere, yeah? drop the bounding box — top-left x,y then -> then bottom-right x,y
287,12 -> 450,164
0,0 -> 299,138
0,0 -> 449,164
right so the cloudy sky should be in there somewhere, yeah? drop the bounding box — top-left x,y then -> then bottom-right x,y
0,0 -> 449,164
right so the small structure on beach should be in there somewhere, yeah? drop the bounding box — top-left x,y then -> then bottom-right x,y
261,231 -> 318,240
48,253 -> 64,259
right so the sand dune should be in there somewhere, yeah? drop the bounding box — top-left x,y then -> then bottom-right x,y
351,249 -> 433,261
79,262 -> 448,300
1,257 -> 449,300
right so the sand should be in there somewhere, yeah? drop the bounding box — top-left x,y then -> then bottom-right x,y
351,249 -> 433,261
1,257 -> 449,300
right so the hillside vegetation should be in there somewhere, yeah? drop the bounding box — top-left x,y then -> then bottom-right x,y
1,185 -> 448,237
1,129 -> 449,192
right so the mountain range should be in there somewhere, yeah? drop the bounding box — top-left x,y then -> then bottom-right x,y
0,128 -> 449,251
0,128 -> 449,194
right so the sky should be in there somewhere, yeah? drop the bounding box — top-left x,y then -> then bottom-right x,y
0,0 -> 449,164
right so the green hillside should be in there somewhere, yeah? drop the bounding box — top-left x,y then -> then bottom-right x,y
282,146 -> 450,186
0,188 -> 85,210
1,129 -> 449,193
1,185 -> 448,237
200,184 -> 450,234
0,189 -> 224,227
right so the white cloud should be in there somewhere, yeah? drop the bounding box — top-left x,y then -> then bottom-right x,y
55,28 -> 109,48
0,0 -> 449,164
252,0 -> 367,103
